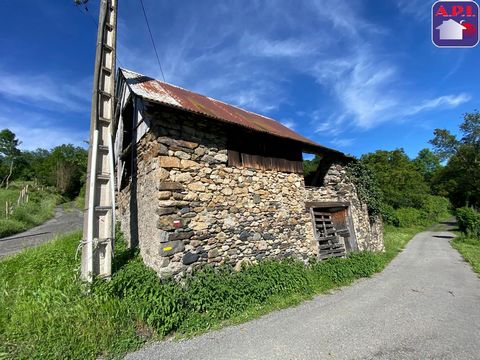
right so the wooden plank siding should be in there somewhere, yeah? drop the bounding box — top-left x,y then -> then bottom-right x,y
235,152 -> 303,173
225,151 -> 303,173
226,130 -> 304,173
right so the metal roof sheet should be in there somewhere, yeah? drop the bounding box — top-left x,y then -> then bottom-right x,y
119,68 -> 344,155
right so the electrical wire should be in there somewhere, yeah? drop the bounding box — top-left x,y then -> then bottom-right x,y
74,1 -> 98,27
138,0 -> 166,82
73,0 -> 125,69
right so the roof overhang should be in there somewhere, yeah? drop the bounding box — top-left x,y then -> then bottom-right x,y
117,68 -> 353,160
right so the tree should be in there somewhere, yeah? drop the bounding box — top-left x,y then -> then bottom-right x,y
0,129 -> 21,188
413,148 -> 441,183
429,111 -> 480,208
48,145 -> 87,197
38,145 -> 87,197
360,149 -> 430,209
16,149 -> 51,182
429,129 -> 458,161
303,155 -> 321,178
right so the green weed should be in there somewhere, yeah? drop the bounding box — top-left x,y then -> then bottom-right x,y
0,185 -> 61,238
0,223 -> 423,359
452,235 -> 480,274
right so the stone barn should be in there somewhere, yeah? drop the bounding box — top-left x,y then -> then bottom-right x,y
114,68 -> 384,278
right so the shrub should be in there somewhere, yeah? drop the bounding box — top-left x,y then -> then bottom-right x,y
384,195 -> 450,228
456,207 -> 480,236
380,204 -> 399,226
420,195 -> 450,223
395,207 -> 427,227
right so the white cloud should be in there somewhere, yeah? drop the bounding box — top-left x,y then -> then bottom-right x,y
0,121 -> 88,151
280,120 -> 296,129
406,93 -> 471,115
395,0 -> 431,21
330,138 -> 355,148
0,105 -> 88,151
245,36 -> 315,58
116,0 -> 473,140
0,71 -> 91,113
311,50 -> 398,129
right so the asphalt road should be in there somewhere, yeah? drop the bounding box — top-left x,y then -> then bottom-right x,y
126,225 -> 480,360
0,205 -> 83,259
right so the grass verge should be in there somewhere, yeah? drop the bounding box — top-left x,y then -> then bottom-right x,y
451,236 -> 480,274
0,183 -> 62,238
0,224 -> 426,359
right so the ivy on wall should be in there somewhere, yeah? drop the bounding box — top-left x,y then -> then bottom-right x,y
345,161 -> 383,220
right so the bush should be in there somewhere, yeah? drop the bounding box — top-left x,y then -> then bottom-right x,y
380,204 -> 399,226
395,207 -> 427,227
384,195 -> 450,228
420,195 -> 451,223
456,207 -> 480,236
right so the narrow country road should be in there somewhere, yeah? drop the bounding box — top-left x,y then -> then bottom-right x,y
0,205 -> 83,259
126,224 -> 480,360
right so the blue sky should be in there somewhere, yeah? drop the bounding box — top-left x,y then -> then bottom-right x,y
1,0 -> 479,158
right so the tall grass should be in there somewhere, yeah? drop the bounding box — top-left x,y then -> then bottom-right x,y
450,207 -> 480,275
451,236 -> 480,274
0,185 -> 61,238
0,223 -> 424,359
0,232 -> 142,359
0,188 -> 20,218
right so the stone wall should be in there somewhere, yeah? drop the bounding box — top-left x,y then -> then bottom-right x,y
117,104 -> 384,279
304,164 -> 384,252
117,107 -> 319,278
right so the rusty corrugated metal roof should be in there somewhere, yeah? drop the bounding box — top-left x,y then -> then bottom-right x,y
119,68 -> 344,155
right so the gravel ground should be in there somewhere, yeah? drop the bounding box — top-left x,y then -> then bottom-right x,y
126,227 -> 480,360
0,205 -> 83,258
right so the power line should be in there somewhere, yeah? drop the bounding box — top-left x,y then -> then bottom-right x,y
138,0 -> 166,82
74,1 -> 98,27
74,1 -> 125,69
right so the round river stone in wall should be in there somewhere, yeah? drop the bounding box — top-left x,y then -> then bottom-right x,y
182,252 -> 199,265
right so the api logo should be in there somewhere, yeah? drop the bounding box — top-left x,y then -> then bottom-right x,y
432,1 -> 479,47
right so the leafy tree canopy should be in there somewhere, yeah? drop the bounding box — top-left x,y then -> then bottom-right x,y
430,111 -> 480,208
0,129 -> 21,158
360,149 -> 430,209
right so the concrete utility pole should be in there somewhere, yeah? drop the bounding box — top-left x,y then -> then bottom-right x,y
81,0 -> 117,282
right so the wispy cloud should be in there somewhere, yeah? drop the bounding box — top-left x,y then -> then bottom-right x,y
117,0 -> 472,140
0,70 -> 91,113
395,0 -> 432,21
310,50 -> 398,129
406,93 -> 471,115
0,104 -> 88,150
330,137 -> 355,148
245,36 -> 315,58
0,117 -> 87,151
442,54 -> 466,82
280,119 -> 296,129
